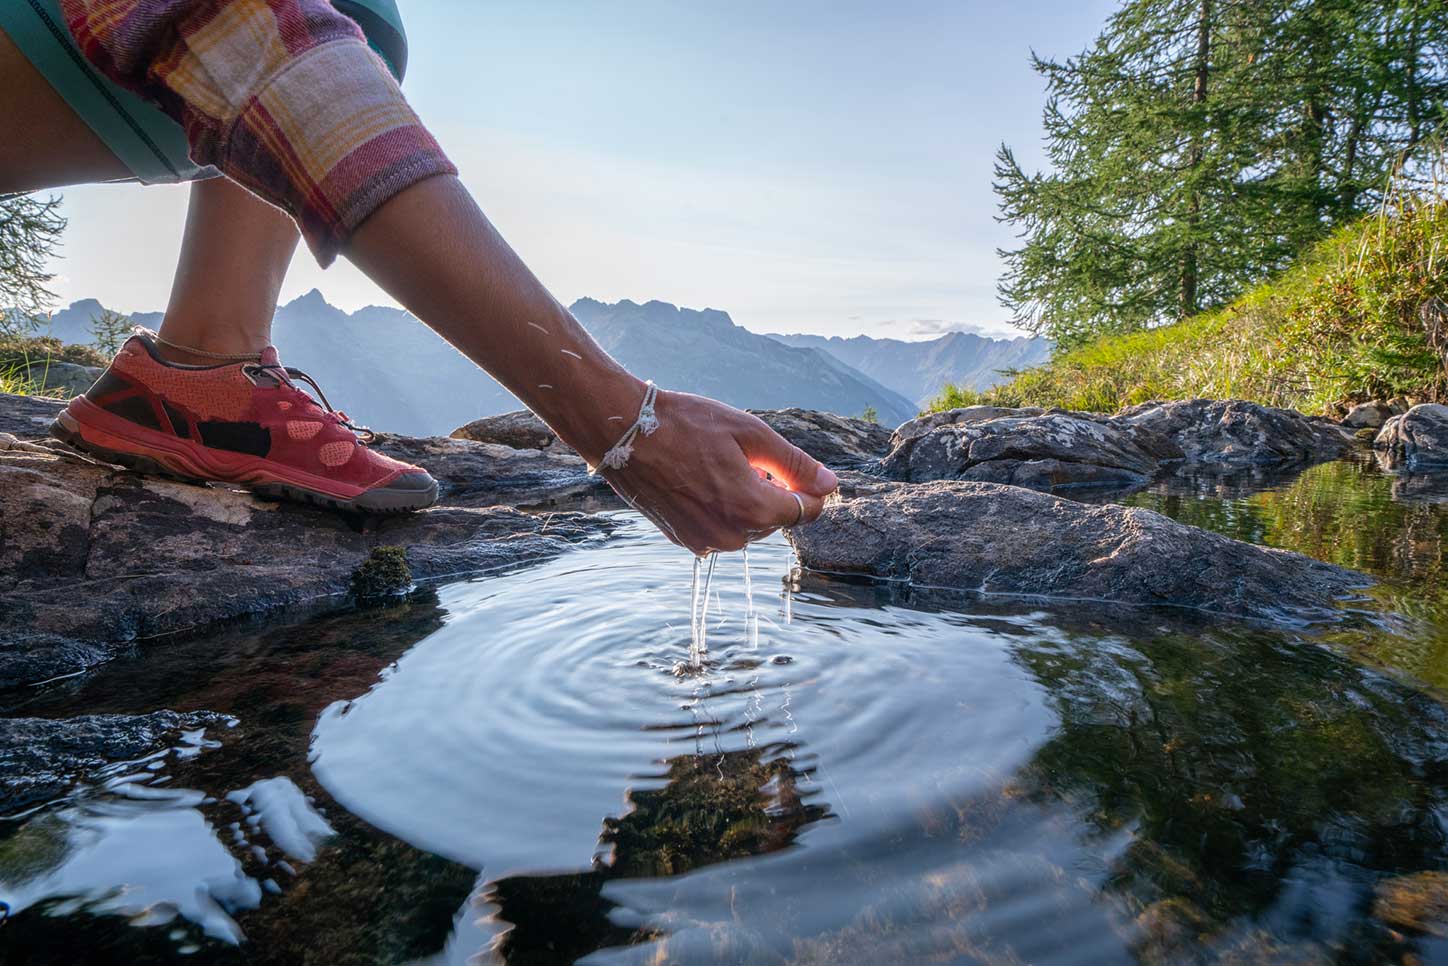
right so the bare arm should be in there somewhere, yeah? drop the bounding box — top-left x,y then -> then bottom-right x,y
348,175 -> 837,553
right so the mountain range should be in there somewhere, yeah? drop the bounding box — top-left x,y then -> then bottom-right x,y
32,293 -> 1051,434
766,330 -> 1051,406
33,293 -> 928,435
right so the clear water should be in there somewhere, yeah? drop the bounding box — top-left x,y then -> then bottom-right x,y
2,458 -> 1448,964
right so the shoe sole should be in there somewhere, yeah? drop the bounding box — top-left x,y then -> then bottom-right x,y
51,399 -> 437,514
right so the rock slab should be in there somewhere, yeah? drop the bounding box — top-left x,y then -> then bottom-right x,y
787,481 -> 1368,624
0,400 -> 616,689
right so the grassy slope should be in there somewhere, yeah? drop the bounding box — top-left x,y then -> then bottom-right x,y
932,194 -> 1448,416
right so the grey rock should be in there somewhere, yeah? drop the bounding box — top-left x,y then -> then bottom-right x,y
451,409 -> 560,451
0,403 -> 616,689
0,391 -> 64,439
748,408 -> 894,467
21,362 -> 101,399
0,710 -> 230,813
787,481 -> 1367,624
445,405 -> 895,471
891,406 -> 1045,446
879,411 -> 1167,492
1343,402 -> 1393,430
1116,399 -> 1353,465
1375,404 -> 1448,470
372,432 -> 606,508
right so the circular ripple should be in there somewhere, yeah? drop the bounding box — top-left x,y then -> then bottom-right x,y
310,515 -> 1050,877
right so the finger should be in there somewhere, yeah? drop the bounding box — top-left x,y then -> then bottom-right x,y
737,418 -> 838,497
752,479 -> 826,530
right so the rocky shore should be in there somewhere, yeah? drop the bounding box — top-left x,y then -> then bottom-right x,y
4,389 -> 1440,814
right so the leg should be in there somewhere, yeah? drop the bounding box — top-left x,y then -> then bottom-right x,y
0,23 -> 298,363
155,178 -> 301,365
0,26 -> 127,191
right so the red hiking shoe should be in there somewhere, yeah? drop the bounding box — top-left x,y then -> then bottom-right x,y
51,332 -> 438,513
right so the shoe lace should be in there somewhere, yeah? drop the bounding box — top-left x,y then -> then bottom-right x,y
243,362 -> 376,443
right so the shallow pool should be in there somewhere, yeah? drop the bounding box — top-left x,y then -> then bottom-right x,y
3,458 -> 1448,964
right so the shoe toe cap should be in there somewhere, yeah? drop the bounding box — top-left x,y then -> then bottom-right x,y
386,469 -> 437,492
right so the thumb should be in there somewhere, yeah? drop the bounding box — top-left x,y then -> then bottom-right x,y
738,417 -> 838,496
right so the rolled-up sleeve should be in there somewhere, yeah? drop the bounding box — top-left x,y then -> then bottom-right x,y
61,0 -> 457,265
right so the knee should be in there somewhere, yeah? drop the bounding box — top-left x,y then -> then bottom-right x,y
331,0 -> 410,83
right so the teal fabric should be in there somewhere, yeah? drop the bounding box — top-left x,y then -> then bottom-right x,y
0,0 -> 202,183
0,0 -> 409,186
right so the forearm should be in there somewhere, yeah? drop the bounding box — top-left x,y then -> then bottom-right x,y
346,175 -> 644,464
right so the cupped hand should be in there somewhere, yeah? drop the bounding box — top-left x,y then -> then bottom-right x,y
601,389 -> 839,554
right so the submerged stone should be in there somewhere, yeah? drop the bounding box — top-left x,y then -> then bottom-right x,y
0,711 -> 229,813
787,481 -> 1368,623
1374,871 -> 1448,936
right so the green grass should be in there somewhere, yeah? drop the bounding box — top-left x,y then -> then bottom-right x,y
0,335 -> 107,399
931,182 -> 1448,416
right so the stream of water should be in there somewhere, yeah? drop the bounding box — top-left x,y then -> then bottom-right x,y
2,457 -> 1448,963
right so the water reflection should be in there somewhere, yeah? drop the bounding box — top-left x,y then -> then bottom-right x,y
1114,458 -> 1448,691
0,592 -> 478,964
482,740 -> 828,963
1009,619 -> 1448,961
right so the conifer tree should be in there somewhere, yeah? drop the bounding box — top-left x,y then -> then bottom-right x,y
996,0 -> 1448,347
0,194 -> 65,331
90,308 -> 134,356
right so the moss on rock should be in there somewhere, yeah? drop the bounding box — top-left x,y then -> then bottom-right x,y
350,546 -> 412,599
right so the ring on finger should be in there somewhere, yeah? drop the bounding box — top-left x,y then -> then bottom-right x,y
789,491 -> 805,527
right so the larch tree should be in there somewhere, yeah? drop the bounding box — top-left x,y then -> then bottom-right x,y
0,194 -> 66,335
995,0 -> 1448,348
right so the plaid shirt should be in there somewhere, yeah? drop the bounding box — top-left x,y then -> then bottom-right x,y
61,0 -> 456,264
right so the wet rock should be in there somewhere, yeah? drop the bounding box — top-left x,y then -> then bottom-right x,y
371,432 -> 607,507
0,391 -> 63,439
879,411 -> 1169,492
450,409 -> 560,451
749,408 -> 893,467
0,406 -> 616,689
787,481 -> 1367,623
1343,401 -> 1393,430
1116,399 -> 1353,465
1375,403 -> 1448,470
0,711 -> 229,813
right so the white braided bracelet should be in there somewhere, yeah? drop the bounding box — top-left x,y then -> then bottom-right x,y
592,381 -> 660,474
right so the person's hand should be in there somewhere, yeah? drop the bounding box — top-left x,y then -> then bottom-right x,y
600,389 -> 838,554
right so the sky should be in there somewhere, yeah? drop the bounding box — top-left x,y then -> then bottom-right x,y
41,0 -> 1116,340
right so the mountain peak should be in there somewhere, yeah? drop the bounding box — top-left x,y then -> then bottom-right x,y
286,288 -> 330,309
